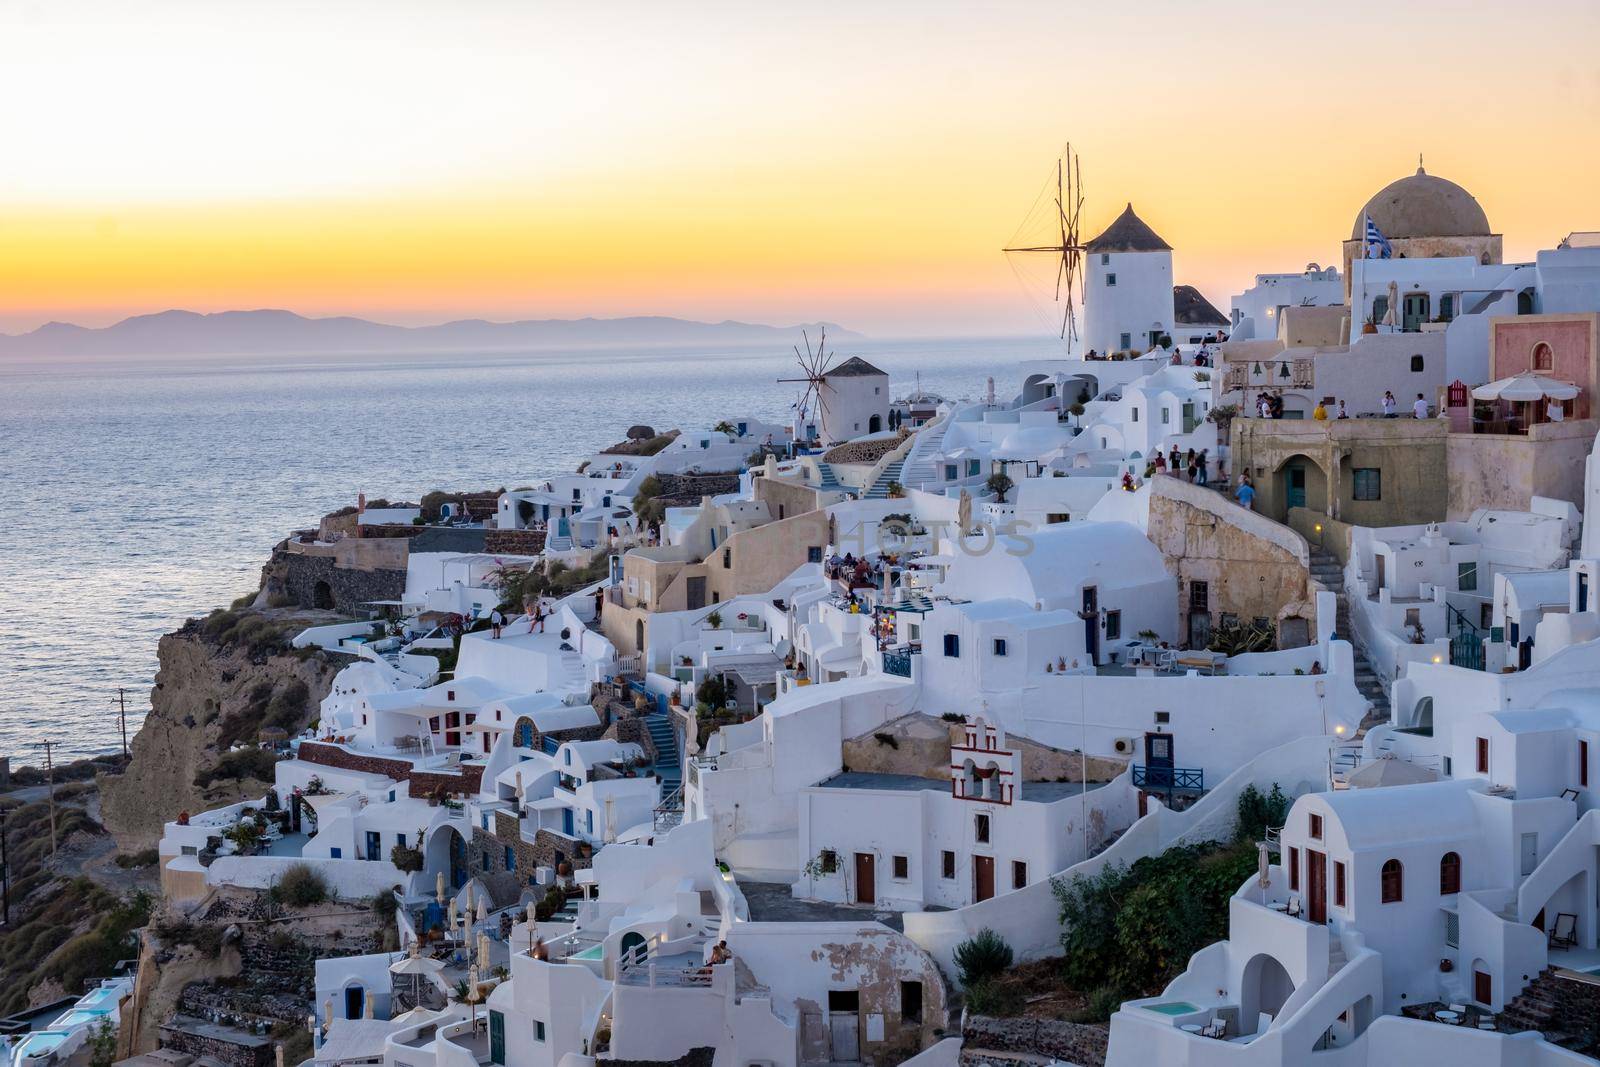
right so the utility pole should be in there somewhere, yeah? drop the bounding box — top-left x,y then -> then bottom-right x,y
42,740 -> 57,858
116,688 -> 129,757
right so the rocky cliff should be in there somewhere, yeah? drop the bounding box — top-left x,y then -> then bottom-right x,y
99,606 -> 340,850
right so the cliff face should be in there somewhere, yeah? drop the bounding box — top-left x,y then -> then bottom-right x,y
99,608 -> 339,850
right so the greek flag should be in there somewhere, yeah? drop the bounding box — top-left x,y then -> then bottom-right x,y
1363,214 -> 1392,260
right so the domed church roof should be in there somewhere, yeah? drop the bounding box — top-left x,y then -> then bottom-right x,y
1350,164 -> 1490,241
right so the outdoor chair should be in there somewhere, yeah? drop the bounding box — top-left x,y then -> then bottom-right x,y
1287,896 -> 1303,918
1550,912 -> 1578,949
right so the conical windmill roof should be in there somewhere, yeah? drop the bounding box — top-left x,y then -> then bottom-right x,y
1085,204 -> 1172,253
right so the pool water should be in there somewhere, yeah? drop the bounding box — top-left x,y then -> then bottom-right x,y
78,987 -> 121,1008
17,1032 -> 70,1058
572,944 -> 604,961
1147,1001 -> 1200,1016
54,1009 -> 110,1028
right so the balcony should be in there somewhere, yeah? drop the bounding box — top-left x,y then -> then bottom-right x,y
882,647 -> 916,678
1132,765 -> 1205,792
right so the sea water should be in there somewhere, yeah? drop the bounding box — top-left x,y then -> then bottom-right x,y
0,337 -> 1055,760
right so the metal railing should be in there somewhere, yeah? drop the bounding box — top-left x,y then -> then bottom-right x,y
1132,765 -> 1205,792
1446,603 -> 1485,671
882,648 -> 914,678
653,785 -> 684,832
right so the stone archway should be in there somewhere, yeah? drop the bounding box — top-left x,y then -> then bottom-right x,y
313,580 -> 335,610
1270,453 -> 1329,522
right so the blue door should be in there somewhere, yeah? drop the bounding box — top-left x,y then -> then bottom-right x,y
1287,464 -> 1307,510
562,808 -> 574,835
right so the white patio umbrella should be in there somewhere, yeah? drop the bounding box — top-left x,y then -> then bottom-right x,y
1471,372 -> 1579,403
1347,755 -> 1439,789
389,944 -> 445,1005
476,894 -> 489,926
435,872 -> 446,905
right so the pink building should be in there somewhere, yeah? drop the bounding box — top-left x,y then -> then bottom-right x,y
1489,312 -> 1600,419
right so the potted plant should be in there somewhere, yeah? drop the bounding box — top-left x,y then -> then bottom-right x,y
706,610 -> 723,630
1362,316 -> 1378,335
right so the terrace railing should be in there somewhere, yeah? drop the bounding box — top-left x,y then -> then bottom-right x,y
1132,765 -> 1205,792
1446,603 -> 1486,671
882,648 -> 915,678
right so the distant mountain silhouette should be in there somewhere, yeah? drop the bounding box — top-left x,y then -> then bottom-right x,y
0,309 -> 862,358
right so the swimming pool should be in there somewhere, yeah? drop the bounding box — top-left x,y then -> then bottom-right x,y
15,1032 -> 70,1060
1146,1001 -> 1200,1016
51,1009 -> 111,1029
77,986 -> 122,1009
571,944 -> 604,961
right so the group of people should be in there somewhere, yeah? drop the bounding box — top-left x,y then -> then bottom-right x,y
1254,391 -> 1288,419
1263,389 -> 1434,421
487,601 -> 548,639
1152,445 -> 1210,486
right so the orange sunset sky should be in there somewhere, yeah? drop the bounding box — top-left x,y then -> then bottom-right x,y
2,0 -> 1598,339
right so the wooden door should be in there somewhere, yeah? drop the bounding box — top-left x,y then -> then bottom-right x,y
854,853 -> 876,905
1474,970 -> 1492,1007
489,1010 -> 505,1065
1307,850 -> 1327,924
974,855 -> 995,902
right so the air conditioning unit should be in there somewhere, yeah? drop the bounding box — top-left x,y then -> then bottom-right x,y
1113,736 -> 1138,756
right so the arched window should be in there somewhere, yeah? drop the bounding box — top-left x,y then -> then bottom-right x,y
1381,858 -> 1404,903
1440,852 -> 1461,895
1532,343 -> 1553,371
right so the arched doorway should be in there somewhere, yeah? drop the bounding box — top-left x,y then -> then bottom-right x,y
513,717 -> 536,749
425,825 -> 469,890
869,414 -> 883,434
344,983 -> 365,1019
1273,454 -> 1328,521
313,580 -> 335,610
635,619 -> 645,655
619,930 -> 647,966
1240,954 -> 1295,1034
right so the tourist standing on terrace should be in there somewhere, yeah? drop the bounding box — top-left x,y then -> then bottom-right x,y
490,608 -> 504,639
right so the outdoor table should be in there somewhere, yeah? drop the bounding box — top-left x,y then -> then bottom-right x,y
1180,1024 -> 1203,1034
1434,1010 -> 1460,1024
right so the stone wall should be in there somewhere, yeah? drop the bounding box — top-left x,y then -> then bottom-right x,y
485,529 -> 547,555
655,473 -> 741,506
273,547 -> 403,614
842,713 -> 1126,784
1231,416 -> 1448,526
470,815 -> 595,906
295,742 -> 483,795
1446,420 -> 1597,520
158,1019 -> 273,1067
754,474 -> 828,522
962,1015 -> 1108,1067
1147,476 -> 1318,646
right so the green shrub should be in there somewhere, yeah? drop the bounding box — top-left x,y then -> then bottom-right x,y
1054,842 -> 1256,999
271,863 -> 329,908
114,848 -> 159,869
1235,783 -> 1289,843
953,928 -> 1014,987
964,979 -> 1010,1016
194,747 -> 278,788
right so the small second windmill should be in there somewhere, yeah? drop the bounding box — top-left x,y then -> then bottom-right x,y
778,327 -> 836,443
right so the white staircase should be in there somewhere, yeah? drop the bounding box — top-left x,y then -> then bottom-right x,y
899,416 -> 951,490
